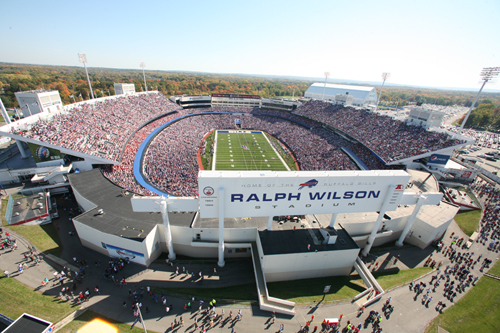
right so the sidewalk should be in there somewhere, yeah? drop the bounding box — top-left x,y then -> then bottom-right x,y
0,193 -> 498,333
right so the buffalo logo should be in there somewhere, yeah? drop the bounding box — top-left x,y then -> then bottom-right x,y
299,179 -> 318,190
203,186 -> 215,196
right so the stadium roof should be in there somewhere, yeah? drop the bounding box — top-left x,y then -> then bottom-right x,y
69,169 -> 195,240
305,83 -> 376,100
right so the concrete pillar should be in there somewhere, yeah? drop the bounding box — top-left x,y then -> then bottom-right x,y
161,201 -> 176,260
15,140 -> 27,158
362,185 -> 396,256
267,216 -> 273,231
329,213 -> 337,228
218,187 -> 225,267
396,195 -> 426,247
0,98 -> 11,125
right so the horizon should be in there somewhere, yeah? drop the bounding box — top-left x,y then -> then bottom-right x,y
1,0 -> 500,92
4,60 -> 500,94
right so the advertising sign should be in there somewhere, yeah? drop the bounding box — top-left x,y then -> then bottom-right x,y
106,244 -> 146,266
427,154 -> 450,165
199,170 -> 410,218
27,142 -> 63,163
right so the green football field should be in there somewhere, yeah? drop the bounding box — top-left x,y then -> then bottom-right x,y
213,130 -> 290,171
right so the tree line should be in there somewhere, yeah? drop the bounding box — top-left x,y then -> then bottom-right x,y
1,62 -> 499,118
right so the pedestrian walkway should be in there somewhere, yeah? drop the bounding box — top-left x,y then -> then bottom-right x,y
0,188 -> 498,333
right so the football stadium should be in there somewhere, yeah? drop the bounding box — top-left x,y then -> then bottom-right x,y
0,87 -> 476,315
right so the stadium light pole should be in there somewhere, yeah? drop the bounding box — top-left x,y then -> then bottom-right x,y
375,72 -> 390,113
458,67 -> 500,135
78,53 -> 95,99
140,61 -> 148,92
322,72 -> 330,100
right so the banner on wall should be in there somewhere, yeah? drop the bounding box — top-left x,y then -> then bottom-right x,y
198,170 -> 410,218
106,244 -> 146,266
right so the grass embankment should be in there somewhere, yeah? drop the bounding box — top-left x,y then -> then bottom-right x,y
1,197 -> 62,256
454,209 -> 482,237
425,261 -> 500,333
154,267 -> 432,304
0,272 -> 75,323
57,310 -> 158,333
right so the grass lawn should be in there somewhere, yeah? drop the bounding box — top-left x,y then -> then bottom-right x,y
153,268 -> 432,304
372,267 -> 432,290
7,223 -> 62,256
425,261 -> 500,333
454,209 -> 482,236
0,272 -> 76,323
1,197 -> 62,256
489,260 -> 500,276
214,130 -> 288,171
57,310 -> 159,333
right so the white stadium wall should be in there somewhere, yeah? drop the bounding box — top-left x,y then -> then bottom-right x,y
72,186 -> 97,212
170,225 -> 257,258
261,248 -> 360,282
73,219 -> 150,266
143,225 -> 164,266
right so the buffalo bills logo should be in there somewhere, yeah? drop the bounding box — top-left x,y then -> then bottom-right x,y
203,186 -> 215,196
298,179 -> 318,190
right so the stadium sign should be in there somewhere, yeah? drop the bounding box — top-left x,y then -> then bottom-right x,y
198,170 -> 410,218
427,154 -> 450,165
212,93 -> 261,99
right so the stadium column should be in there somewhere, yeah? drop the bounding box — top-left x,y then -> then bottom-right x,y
267,216 -> 273,231
361,185 -> 396,257
396,195 -> 426,247
218,187 -> 225,267
160,200 -> 176,260
329,213 -> 337,228
15,140 -> 28,158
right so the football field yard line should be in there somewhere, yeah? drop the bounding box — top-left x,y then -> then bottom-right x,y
236,133 -> 251,170
211,130 -> 219,171
213,130 -> 289,171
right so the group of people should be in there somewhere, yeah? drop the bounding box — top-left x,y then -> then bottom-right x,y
141,111 -> 387,196
294,100 -> 463,163
470,179 -> 500,251
11,92 -> 466,198
13,93 -> 180,161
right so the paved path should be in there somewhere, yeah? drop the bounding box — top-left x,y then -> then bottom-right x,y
0,192 -> 499,333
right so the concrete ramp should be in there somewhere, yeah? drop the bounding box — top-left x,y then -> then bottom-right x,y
250,243 -> 295,316
353,257 -> 384,307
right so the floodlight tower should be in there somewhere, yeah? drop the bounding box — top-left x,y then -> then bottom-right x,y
322,72 -> 330,100
78,53 -> 95,99
458,67 -> 500,134
140,61 -> 148,92
375,72 -> 390,112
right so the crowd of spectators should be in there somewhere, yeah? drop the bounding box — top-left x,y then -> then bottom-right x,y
11,93 -> 462,197
142,112 -> 390,196
294,100 -> 463,163
100,112 -> 183,196
13,93 -> 181,161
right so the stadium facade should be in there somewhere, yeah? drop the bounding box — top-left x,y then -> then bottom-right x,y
0,89 -> 476,315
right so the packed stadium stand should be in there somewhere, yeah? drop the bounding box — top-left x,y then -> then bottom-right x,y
0,92 -> 469,198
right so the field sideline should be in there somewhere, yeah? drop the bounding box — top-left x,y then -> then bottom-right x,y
213,130 -> 289,171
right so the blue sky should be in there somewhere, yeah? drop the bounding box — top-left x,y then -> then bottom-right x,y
1,0 -> 499,90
